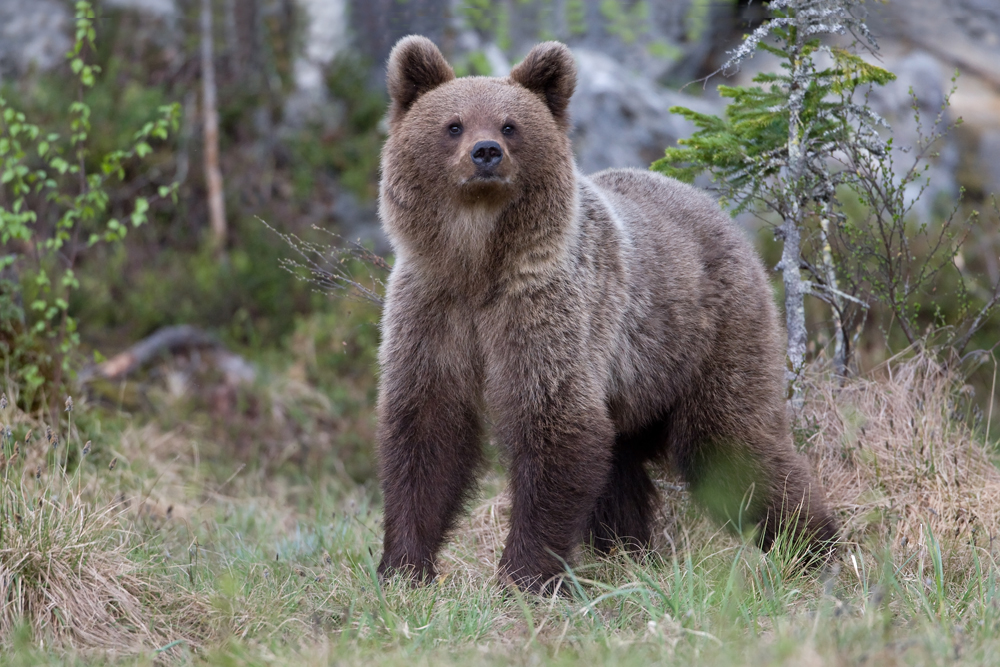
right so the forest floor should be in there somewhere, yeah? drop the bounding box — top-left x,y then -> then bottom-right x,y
2,344 -> 1000,666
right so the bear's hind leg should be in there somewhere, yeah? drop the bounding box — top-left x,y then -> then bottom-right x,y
670,404 -> 838,563
587,425 -> 663,556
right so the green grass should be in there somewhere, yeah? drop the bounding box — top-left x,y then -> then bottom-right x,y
2,353 -> 1000,665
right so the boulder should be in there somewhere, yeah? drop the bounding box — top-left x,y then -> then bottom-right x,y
0,0 -> 70,81
866,0 -> 1000,90
569,49 -> 722,175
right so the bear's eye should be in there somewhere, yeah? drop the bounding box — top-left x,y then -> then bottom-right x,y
502,124 -> 515,136
448,123 -> 463,136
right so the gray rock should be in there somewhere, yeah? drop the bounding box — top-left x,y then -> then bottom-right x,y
866,0 -> 1000,88
569,49 -> 722,175
0,0 -> 70,80
867,51 -> 959,221
869,51 -> 948,134
0,0 -> 184,83
341,0 -> 731,87
104,0 -> 176,17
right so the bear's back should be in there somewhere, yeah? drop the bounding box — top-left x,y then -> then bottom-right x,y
589,169 -> 753,268
584,168 -> 784,432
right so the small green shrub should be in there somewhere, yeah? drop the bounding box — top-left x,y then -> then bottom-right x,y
0,1 -> 178,409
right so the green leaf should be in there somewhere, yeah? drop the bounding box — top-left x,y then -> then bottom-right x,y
131,197 -> 149,227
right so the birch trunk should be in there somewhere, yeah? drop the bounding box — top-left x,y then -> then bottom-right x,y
819,209 -> 847,376
782,27 -> 809,405
201,0 -> 227,251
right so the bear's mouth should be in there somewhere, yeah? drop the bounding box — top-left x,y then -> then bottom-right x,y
464,172 -> 511,185
457,173 -> 514,204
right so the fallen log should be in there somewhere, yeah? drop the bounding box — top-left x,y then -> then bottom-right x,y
79,325 -> 252,383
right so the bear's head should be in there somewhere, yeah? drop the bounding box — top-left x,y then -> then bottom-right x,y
380,36 -> 578,259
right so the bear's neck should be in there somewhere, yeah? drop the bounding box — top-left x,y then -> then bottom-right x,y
486,175 -> 579,284
396,171 -> 579,294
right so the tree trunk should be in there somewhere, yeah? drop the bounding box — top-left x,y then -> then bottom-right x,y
819,209 -> 847,376
201,0 -> 227,251
780,212 -> 808,385
782,25 -> 810,406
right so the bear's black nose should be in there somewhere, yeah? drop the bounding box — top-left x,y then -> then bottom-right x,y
471,141 -> 503,170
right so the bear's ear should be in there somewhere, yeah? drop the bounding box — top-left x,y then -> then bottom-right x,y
509,42 -> 576,128
386,36 -> 455,121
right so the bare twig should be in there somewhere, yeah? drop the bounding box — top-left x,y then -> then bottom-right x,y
258,217 -> 387,308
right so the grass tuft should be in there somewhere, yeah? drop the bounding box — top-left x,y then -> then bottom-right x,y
0,394 -> 209,656
802,351 -> 1000,576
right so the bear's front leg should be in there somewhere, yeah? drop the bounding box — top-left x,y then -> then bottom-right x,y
376,284 -> 485,584
485,322 -> 614,593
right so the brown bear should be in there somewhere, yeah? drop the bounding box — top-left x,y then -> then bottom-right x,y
375,35 -> 838,593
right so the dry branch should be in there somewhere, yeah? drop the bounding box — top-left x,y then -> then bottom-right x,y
79,325 -> 253,383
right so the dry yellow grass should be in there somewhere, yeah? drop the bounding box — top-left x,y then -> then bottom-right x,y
0,483 -> 206,654
802,353 -> 1000,574
0,394 -> 210,656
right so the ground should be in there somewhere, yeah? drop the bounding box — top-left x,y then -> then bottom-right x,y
1,337 -> 1000,665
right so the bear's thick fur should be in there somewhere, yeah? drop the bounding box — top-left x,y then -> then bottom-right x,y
375,36 -> 838,592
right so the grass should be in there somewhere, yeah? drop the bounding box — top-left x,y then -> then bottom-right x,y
1,351 -> 1000,665
0,392 -> 209,657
